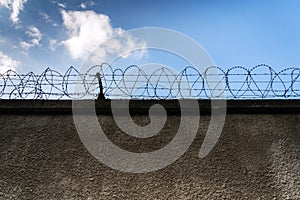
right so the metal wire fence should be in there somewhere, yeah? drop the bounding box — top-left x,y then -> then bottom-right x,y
0,63 -> 299,99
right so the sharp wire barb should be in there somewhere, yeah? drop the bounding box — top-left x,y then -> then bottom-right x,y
0,63 -> 299,99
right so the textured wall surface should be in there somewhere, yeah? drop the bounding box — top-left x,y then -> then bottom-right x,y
0,113 -> 299,199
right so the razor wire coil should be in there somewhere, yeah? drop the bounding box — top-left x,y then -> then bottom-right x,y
0,63 -> 300,99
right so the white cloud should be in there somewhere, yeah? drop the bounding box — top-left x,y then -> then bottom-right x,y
60,10 -> 146,61
0,51 -> 20,73
57,2 -> 66,9
19,41 -> 31,52
79,2 -> 86,9
49,39 -> 57,51
0,0 -> 9,8
79,1 -> 95,9
39,12 -> 58,27
19,25 -> 42,52
0,0 -> 28,24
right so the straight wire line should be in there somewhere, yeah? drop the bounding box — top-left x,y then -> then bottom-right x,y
0,64 -> 300,99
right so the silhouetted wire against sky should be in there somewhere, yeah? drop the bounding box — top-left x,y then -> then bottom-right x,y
0,64 -> 299,99
0,0 -> 300,74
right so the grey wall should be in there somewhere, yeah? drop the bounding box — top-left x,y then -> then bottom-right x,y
0,101 -> 299,199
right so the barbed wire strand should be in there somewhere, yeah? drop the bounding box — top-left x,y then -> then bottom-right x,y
0,63 -> 300,99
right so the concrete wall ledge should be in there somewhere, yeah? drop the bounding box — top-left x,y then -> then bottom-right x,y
0,99 -> 300,115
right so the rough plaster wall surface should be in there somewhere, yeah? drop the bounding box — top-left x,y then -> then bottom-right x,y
0,114 -> 299,199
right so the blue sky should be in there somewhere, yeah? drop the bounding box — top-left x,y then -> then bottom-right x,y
1,0 -> 300,74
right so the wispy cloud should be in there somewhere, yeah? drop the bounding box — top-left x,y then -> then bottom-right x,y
0,0 -> 28,24
0,51 -> 20,73
78,1 -> 95,9
49,39 -> 58,51
90,1 -> 95,7
19,25 -> 42,52
39,12 -> 58,27
60,10 -> 146,61
55,1 -> 66,9
79,2 -> 86,9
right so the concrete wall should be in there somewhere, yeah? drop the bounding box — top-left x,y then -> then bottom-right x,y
0,100 -> 299,199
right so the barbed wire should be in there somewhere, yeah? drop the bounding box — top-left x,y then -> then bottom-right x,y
0,63 -> 300,99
